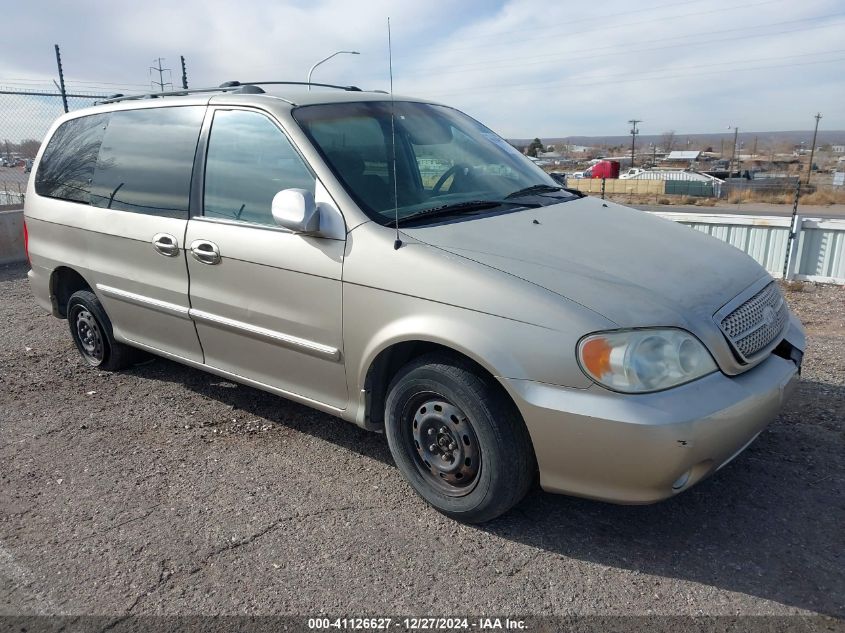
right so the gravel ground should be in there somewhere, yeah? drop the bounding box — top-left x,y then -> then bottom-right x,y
0,263 -> 843,620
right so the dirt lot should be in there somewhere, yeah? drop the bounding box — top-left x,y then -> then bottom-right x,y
0,263 -> 843,620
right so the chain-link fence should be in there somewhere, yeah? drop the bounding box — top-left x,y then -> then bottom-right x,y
1,89 -> 107,206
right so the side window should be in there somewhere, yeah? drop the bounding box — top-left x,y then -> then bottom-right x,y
35,113 -> 108,203
203,110 -> 315,226
89,106 -> 204,218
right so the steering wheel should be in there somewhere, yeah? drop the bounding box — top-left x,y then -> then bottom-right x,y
432,164 -> 470,194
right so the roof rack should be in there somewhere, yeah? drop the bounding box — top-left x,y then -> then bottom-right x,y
98,80 -> 362,104
223,80 -> 362,91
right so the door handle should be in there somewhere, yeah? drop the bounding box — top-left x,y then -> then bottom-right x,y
152,233 -> 180,257
190,239 -> 221,265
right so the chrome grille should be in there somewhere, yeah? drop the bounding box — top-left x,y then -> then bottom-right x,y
719,282 -> 788,361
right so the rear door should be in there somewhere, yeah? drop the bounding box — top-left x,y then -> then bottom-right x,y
85,105 -> 206,361
184,107 -> 347,409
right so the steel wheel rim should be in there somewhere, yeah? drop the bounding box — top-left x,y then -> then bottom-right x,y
74,308 -> 105,365
403,393 -> 481,497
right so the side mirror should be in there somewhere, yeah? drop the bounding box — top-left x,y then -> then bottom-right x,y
271,189 -> 320,233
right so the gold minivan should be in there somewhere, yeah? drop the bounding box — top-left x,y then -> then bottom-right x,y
25,82 -> 804,522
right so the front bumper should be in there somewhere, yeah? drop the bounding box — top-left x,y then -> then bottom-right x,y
501,345 -> 801,504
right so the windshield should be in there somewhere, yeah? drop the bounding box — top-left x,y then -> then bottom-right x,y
293,101 -> 568,225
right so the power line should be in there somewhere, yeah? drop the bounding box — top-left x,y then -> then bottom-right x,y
416,48 -> 845,95
408,12 -> 845,77
396,0 -> 784,60
393,0 -> 705,52
422,54 -> 845,98
496,49 -> 845,86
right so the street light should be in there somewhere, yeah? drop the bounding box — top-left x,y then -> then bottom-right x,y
307,50 -> 360,90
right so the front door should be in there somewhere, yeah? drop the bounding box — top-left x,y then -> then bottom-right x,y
185,107 -> 347,410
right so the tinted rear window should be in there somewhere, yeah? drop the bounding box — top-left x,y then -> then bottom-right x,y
35,114 -> 108,203
89,106 -> 204,218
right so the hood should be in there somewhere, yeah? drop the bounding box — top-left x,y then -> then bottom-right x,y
402,196 -> 767,328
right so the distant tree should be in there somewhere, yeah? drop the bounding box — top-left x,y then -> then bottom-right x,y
18,139 -> 41,159
660,130 -> 676,153
526,137 -> 544,157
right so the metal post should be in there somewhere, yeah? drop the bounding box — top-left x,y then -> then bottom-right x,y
782,181 -> 801,280
150,58 -> 171,92
601,177 -> 606,200
54,44 -> 69,113
806,112 -> 822,185
728,126 -> 738,177
180,55 -> 188,89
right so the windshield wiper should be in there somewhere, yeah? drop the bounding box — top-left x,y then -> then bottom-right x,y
504,184 -> 565,198
386,199 -> 538,227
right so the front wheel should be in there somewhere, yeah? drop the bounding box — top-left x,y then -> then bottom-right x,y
384,353 -> 536,523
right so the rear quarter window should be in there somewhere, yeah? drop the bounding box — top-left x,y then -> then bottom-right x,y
35,113 -> 109,203
89,106 -> 205,219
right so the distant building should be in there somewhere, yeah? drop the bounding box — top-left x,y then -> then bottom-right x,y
662,150 -> 702,168
666,150 -> 701,161
832,145 -> 845,154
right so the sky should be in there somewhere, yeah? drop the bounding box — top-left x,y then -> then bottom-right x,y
1,0 -> 844,142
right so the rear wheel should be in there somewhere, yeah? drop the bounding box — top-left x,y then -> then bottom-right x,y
385,353 -> 536,523
67,290 -> 138,371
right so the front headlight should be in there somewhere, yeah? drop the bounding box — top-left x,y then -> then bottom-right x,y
577,328 -> 717,393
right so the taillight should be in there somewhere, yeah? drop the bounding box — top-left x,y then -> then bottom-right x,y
23,220 -> 30,265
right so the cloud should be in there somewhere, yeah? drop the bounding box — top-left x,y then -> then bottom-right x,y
1,0 -> 843,139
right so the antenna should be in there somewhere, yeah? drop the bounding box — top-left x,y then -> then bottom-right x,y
388,17 -> 401,250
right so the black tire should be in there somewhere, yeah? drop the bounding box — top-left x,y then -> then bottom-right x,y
66,290 -> 139,371
384,353 -> 536,523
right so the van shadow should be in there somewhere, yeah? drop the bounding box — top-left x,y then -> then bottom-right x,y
130,358 -> 843,616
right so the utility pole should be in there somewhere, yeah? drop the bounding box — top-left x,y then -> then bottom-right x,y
806,112 -> 822,185
180,55 -> 188,90
628,119 -> 641,168
752,136 -> 758,159
727,126 -> 739,177
149,58 -> 172,92
54,44 -> 68,113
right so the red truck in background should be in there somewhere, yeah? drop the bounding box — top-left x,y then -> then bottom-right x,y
588,160 -> 620,179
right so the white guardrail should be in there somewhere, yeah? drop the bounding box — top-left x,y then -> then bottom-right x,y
653,212 -> 845,285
